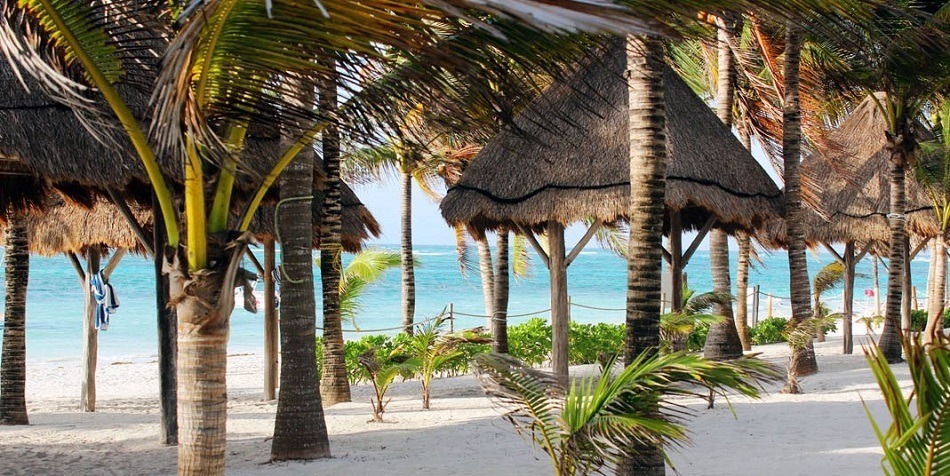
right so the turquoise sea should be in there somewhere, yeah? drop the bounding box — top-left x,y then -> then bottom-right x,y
0,244 -> 934,364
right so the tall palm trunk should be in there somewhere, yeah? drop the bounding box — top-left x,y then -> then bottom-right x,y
925,233 -> 947,343
704,18 -> 743,360
0,213 -> 29,425
80,248 -> 101,412
319,62 -> 351,406
493,230 -> 510,353
782,24 -> 818,392
617,35 -> 667,476
877,114 -> 914,363
400,170 -> 416,335
735,233 -> 752,351
271,81 -> 331,461
172,251 -> 233,475
477,237 -> 495,328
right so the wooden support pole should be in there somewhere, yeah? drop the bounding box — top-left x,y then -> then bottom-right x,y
767,294 -> 774,319
670,212 -> 684,313
66,252 -> 86,283
245,248 -> 266,277
102,248 -> 126,280
752,285 -> 760,327
548,221 -> 569,385
518,225 -> 549,269
821,242 -> 844,264
80,248 -> 101,412
106,189 -> 154,256
565,219 -> 602,267
902,234 -> 912,337
842,241 -> 856,355
263,239 -> 279,401
682,216 -> 717,265
152,193 -> 177,445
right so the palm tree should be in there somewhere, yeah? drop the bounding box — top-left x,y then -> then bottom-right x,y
705,15 -> 744,361
270,79 -> 331,461
914,103 -> 950,344
0,212 -> 28,425
338,249 -> 403,329
864,336 -> 950,475
493,229 -> 511,353
812,261 -> 845,342
821,2 -> 950,363
620,33 -> 669,476
475,351 -> 777,476
662,289 -> 729,353
782,23 -> 820,390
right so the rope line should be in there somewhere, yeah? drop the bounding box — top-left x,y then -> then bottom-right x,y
570,302 -> 625,312
316,313 -> 445,333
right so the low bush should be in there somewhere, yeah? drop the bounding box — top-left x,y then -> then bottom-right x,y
749,317 -> 789,345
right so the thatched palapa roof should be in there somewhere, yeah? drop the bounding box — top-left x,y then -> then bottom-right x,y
763,94 -> 937,248
440,40 -> 783,235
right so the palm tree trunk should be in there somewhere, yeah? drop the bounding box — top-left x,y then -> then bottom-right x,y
617,34 -> 667,476
782,24 -> 818,391
878,150 -> 908,363
80,248 -> 101,412
493,230 -> 510,354
477,237 -> 495,328
319,62 -> 351,406
0,212 -> 29,425
400,170 -> 416,335
705,19 -> 743,361
842,242 -> 856,355
271,87 -> 331,459
735,233 -> 752,351
172,254 -> 231,476
925,233 -> 946,344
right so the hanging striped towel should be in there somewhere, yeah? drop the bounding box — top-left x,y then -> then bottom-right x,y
90,271 -> 119,331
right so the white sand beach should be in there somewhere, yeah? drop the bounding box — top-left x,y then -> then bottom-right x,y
0,333 -> 904,476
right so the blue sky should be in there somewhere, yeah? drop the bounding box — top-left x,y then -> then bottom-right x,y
353,138 -> 783,248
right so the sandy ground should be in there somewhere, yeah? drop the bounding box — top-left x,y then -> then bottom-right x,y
0,332 -> 906,476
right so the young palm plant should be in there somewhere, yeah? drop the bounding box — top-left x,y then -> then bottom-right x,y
357,348 -> 418,422
812,261 -> 846,342
400,315 -> 490,409
661,289 -> 729,353
475,352 -> 778,476
864,336 -> 950,475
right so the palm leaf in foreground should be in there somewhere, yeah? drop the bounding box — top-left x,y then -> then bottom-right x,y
475,352 -> 779,476
864,338 -> 950,476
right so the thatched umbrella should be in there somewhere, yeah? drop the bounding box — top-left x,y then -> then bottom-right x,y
762,94 -> 937,353
441,43 -> 782,381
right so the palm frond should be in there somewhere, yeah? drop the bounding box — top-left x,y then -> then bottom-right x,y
511,234 -> 532,279
683,291 -> 733,315
813,261 -> 846,298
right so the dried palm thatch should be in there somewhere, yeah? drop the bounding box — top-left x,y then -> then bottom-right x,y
761,94 -> 936,248
440,39 -> 783,237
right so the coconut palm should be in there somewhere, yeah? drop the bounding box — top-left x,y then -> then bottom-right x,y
0,213 -> 28,425
864,336 -> 950,475
475,351 -> 778,476
271,79 -> 329,460
818,1 -> 950,363
915,103 -> 950,344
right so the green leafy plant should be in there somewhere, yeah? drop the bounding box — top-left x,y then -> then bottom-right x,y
400,315 -> 490,409
357,347 -> 418,422
319,249 -> 403,330
474,352 -> 779,476
568,322 -> 625,364
864,337 -> 950,475
857,315 -> 886,335
508,317 -> 553,367
661,289 -> 729,353
749,317 -> 790,345
812,262 -> 845,341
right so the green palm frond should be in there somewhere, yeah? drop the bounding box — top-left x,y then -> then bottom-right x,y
342,144 -> 401,184
864,338 -> 950,475
476,352 -> 779,476
594,223 -> 629,259
330,249 -> 403,328
511,234 -> 532,279
683,291 -> 733,315
813,261 -> 846,298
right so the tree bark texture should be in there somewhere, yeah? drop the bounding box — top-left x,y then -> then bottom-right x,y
735,233 -> 752,351
319,64 -> 351,406
842,242 -> 856,355
271,118 -> 331,460
493,230 -> 510,354
477,237 -> 495,329
617,35 -> 667,476
925,233 -> 947,344
80,248 -> 101,412
878,160 -> 907,362
400,171 -> 416,335
0,213 -> 29,425
782,24 -> 818,387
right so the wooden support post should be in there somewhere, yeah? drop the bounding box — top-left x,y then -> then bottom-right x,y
153,193 -> 177,445
66,252 -> 86,284
873,256 -> 882,317
682,216 -> 717,265
752,286 -> 760,327
670,212 -> 683,313
842,241 -> 856,355
565,219 -> 602,267
106,189 -> 154,256
102,248 -> 126,280
518,225 -> 549,269
80,248 -> 101,412
912,286 -> 919,311
263,239 -> 279,401
767,294 -> 774,319
902,235 -> 912,337
448,303 -> 454,333
548,221 -> 569,385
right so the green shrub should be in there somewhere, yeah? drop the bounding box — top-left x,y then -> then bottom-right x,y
507,317 -> 552,366
568,322 -> 624,364
685,324 -> 710,352
749,317 -> 789,345
910,309 -> 928,332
